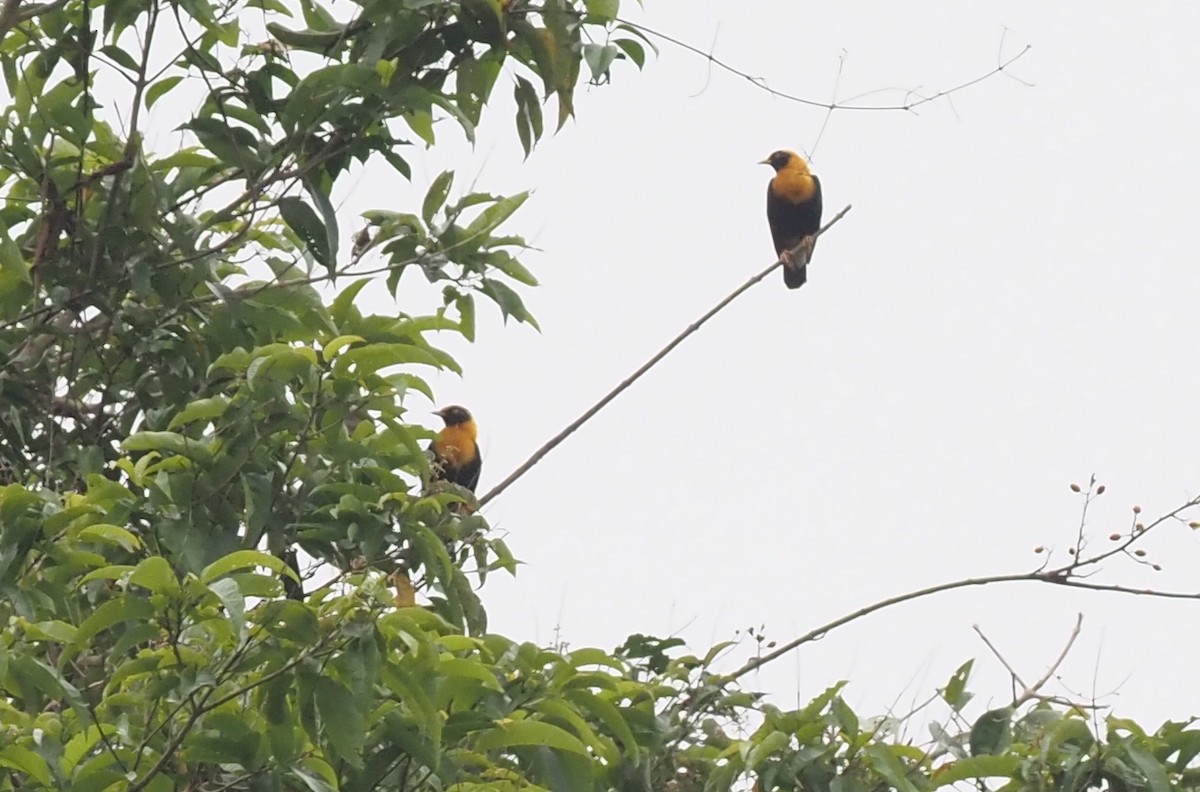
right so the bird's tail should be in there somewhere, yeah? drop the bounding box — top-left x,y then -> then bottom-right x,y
281,548 -> 304,601
782,235 -> 816,289
783,264 -> 807,289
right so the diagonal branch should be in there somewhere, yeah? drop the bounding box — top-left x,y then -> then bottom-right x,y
724,570 -> 1200,684
477,204 -> 853,507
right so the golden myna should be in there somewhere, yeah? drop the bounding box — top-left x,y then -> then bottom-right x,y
762,150 -> 823,289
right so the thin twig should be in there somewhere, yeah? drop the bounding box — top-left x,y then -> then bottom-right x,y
1014,612 -> 1083,707
973,624 -> 1028,691
721,567 -> 1200,684
477,204 -> 853,508
1042,579 -> 1200,599
723,572 -> 1035,683
973,612 -> 1083,708
620,17 -> 1031,113
810,49 -> 848,161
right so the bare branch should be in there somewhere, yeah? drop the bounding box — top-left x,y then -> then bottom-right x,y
974,613 -> 1084,709
1014,613 -> 1083,707
723,517 -> 1200,684
723,571 -> 1036,683
477,204 -> 853,507
0,0 -> 20,37
973,624 -> 1029,691
620,18 -> 1031,113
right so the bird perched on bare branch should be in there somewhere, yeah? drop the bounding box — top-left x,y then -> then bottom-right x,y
762,150 -> 823,289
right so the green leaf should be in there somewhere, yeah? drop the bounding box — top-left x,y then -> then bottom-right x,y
145,75 -> 184,109
183,116 -> 265,173
80,564 -> 136,585
62,725 -> 114,774
513,76 -> 543,158
183,711 -> 261,767
488,251 -> 538,286
9,655 -> 82,702
423,170 -> 454,225
969,707 -> 1014,756
0,745 -> 52,786
584,0 -> 619,21
323,334 -> 364,359
258,600 -> 320,643
564,689 -> 639,761
464,191 -> 529,241
1126,743 -> 1171,792
0,222 -> 31,318
246,346 -> 318,386
864,743 -> 920,792
123,431 -> 213,463
151,147 -> 220,171
582,43 -> 618,82
831,696 -> 859,736
167,396 -> 230,429
279,196 -> 334,275
745,730 -> 789,769
333,343 -> 443,377
265,21 -> 346,53
429,93 -> 477,143
316,677 -> 365,767
74,596 -> 157,645
475,719 -> 590,757
100,43 -> 140,70
332,279 -> 371,325
933,754 -> 1020,786
77,523 -> 142,552
26,619 -> 78,643
302,175 -> 340,271
404,110 -> 436,147
614,38 -> 647,70
129,556 -> 181,595
201,549 -> 293,584
209,577 -> 246,638
940,659 -> 973,711
292,762 -> 339,792
480,278 -> 537,327
440,657 -> 503,691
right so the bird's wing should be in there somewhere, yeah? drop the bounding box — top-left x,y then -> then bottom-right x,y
458,450 -> 482,493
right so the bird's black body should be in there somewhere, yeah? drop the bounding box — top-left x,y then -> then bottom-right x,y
431,405 -> 482,493
767,175 -> 822,289
439,446 -> 481,493
763,150 -> 824,289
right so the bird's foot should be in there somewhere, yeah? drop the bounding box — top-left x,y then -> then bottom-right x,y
797,235 -> 816,265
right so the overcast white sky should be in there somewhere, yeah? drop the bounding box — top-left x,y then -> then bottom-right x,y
157,1 -> 1200,728
374,0 -> 1200,728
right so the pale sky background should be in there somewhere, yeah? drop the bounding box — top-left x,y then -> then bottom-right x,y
156,0 -> 1200,731
371,0 -> 1200,729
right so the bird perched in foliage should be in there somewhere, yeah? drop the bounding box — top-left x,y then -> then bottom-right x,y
762,150 -> 823,289
431,405 -> 482,493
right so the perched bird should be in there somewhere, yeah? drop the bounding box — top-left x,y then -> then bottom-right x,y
762,150 -> 823,289
430,405 -> 482,493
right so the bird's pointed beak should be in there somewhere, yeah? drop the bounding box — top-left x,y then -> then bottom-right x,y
758,158 -> 771,165
432,407 -> 447,418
